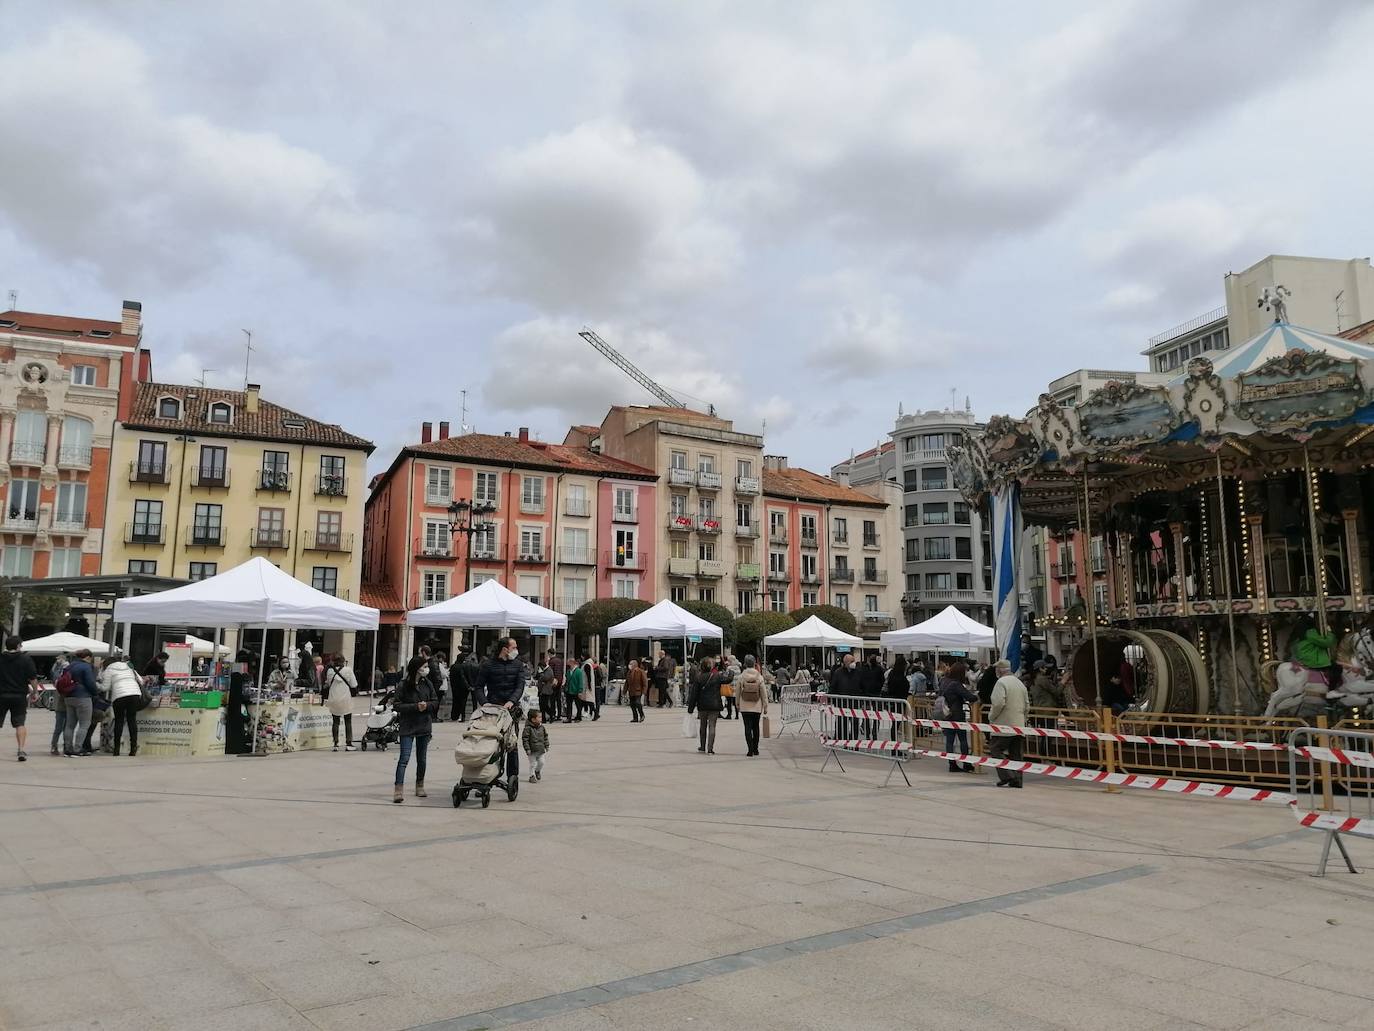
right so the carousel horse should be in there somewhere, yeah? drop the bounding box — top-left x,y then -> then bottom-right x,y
1261,660 -> 1330,718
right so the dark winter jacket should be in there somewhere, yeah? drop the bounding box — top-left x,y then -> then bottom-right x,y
859,661 -> 884,697
66,658 -> 99,700
394,676 -> 438,737
828,662 -> 863,696
688,669 -> 726,713
939,676 -> 978,720
976,666 -> 999,707
0,650 -> 37,697
475,656 -> 526,708
521,721 -> 550,755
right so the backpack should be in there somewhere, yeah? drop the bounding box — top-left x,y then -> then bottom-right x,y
55,668 -> 77,697
933,694 -> 949,720
739,673 -> 762,703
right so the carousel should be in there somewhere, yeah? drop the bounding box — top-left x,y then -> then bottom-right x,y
952,296 -> 1374,719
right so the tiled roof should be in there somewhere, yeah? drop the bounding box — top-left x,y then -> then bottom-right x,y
0,309 -> 137,345
763,466 -> 887,508
360,582 -> 403,612
571,424 -> 601,436
845,441 -> 895,463
400,433 -> 657,480
125,383 -> 373,451
1339,318 -> 1374,343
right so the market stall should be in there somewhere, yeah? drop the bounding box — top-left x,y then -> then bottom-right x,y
762,614 -> 863,671
880,605 -> 997,652
20,631 -> 111,656
609,600 -> 724,705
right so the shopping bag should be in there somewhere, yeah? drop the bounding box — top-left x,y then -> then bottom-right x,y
680,712 -> 695,738
761,715 -> 771,739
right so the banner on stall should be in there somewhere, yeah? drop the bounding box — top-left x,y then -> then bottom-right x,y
165,642 -> 193,680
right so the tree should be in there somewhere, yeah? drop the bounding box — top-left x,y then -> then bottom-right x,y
0,582 -> 71,635
678,600 -> 736,649
734,611 -> 795,653
787,604 -> 857,636
570,598 -> 651,639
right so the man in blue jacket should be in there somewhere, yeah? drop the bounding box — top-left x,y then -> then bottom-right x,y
63,648 -> 100,757
475,638 -> 527,782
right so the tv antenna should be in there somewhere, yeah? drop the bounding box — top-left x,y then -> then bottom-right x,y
5,290 -> 16,311
460,389 -> 470,434
241,329 -> 254,389
195,368 -> 217,388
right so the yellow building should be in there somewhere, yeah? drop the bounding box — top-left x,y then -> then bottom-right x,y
103,382 -> 373,656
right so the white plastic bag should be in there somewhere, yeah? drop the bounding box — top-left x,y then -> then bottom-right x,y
680,712 -> 695,738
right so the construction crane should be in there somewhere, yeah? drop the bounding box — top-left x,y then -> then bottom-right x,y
579,327 -> 687,409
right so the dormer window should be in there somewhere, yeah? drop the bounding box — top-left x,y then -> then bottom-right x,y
208,402 -> 232,425
157,397 -> 181,419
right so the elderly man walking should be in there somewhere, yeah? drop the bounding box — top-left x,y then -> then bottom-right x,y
988,658 -> 1030,788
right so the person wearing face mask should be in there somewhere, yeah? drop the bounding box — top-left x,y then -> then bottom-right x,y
475,637 -> 528,784
267,656 -> 295,694
828,652 -> 863,740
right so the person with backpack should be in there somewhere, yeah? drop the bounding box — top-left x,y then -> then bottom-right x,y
733,655 -> 768,757
101,651 -> 146,757
0,634 -> 38,762
60,648 -> 99,757
687,657 -> 727,755
938,661 -> 977,773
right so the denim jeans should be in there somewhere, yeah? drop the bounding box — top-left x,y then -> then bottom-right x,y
63,697 -> 93,754
943,727 -> 969,759
51,698 -> 67,752
698,711 -> 719,751
394,733 -> 431,786
529,752 -> 546,777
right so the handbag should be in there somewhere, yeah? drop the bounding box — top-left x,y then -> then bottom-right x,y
761,714 -> 771,739
680,712 -> 695,738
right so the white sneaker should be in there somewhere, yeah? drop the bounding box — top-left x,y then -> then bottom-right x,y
332,745 -> 339,752
345,744 -> 356,752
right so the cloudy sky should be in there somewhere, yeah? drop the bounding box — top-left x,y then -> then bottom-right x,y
2,1 -> 1372,473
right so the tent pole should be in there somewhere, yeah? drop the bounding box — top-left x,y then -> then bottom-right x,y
248,626 -> 268,755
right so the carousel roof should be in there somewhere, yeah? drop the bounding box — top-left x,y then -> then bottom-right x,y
1168,321 -> 1374,385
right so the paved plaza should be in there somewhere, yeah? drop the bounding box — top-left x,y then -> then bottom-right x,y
3,706 -> 1374,1031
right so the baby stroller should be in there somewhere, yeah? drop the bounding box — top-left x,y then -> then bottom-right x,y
359,691 -> 400,751
451,704 -> 520,808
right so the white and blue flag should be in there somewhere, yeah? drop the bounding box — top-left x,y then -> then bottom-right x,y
991,482 -> 1022,672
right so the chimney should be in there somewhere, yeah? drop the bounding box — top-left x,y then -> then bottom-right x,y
763,454 -> 788,472
245,383 -> 260,414
518,427 -> 529,443
421,421 -> 433,444
438,421 -> 450,440
136,348 -> 152,383
121,300 -> 142,338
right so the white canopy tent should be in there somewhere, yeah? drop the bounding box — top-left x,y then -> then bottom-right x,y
113,558 -> 380,755
184,634 -> 233,658
609,600 -> 724,695
21,631 -> 110,657
406,579 -> 567,631
762,615 -> 863,649
880,605 -> 996,652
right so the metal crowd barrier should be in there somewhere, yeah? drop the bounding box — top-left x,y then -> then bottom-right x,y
1116,712 -> 1304,789
777,684 -> 821,737
818,693 -> 911,786
1288,726 -> 1374,877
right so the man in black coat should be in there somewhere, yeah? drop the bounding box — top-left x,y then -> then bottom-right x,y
828,653 -> 863,741
475,638 -> 527,781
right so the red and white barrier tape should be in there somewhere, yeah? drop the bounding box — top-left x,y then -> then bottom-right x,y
1292,808 -> 1374,838
824,706 -> 907,722
821,738 -> 909,753
1291,745 -> 1374,769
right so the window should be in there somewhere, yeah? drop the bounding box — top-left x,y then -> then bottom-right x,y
738,543 -> 755,564
769,510 -> 786,536
208,402 -> 232,425
865,595 -> 879,612
72,364 -> 97,386
802,590 -> 818,606
422,571 -> 448,604
132,499 -> 162,539
565,482 -> 588,516
670,451 -> 687,471
736,501 -> 752,528
769,551 -> 787,576
128,560 -> 157,575
862,520 -> 877,546
925,573 -> 952,590
1094,582 -> 1109,611
903,436 -> 917,453
261,450 -> 290,489
953,502 -> 971,525
136,440 -> 166,478
192,503 -> 223,545
903,469 -> 920,492
670,493 -> 688,517
834,592 -> 849,611
736,459 -> 753,479
801,554 -> 817,579
698,497 -> 716,522
670,585 -> 687,603
516,574 -> 542,603
6,477 -> 39,524
613,577 -> 637,599
904,503 -> 919,527
920,433 -> 945,451
423,466 -> 452,503
923,502 -> 949,525
833,517 -> 848,542
189,562 -> 217,582
519,527 -> 543,560
698,541 -> 716,561
319,455 -> 346,494
698,587 -> 716,603
157,397 -> 181,419
257,508 -> 285,547
317,510 -> 342,547
469,572 -> 497,589
1,546 -> 33,577
736,590 -> 753,614
697,454 -> 716,473
921,467 -> 947,491
614,528 -> 636,564
521,475 -> 545,512
562,526 -> 589,563
769,589 -> 787,612
863,557 -> 878,580
54,482 -> 87,527
60,417 -> 92,465
906,573 -> 918,592
1091,536 -> 1106,572
800,514 -> 817,540
562,577 -> 588,610
956,572 -> 973,590
834,555 -> 849,573
474,471 -> 499,505
472,526 -> 496,557
311,567 -> 339,596
613,487 -> 635,519
1032,543 -> 1043,574
198,445 -> 228,484
670,538 -> 689,559
955,538 -> 972,560
49,547 -> 82,577
905,538 -> 919,562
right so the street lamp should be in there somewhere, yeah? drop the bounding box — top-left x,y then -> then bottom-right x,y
447,498 -> 497,573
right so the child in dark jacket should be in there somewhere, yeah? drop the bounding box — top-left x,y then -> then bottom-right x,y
522,709 -> 550,783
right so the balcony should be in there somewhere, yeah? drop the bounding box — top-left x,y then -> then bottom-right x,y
257,469 -> 292,493
861,611 -> 895,626
315,474 -> 348,498
863,534 -> 881,549
57,445 -> 91,469
734,522 -> 759,538
833,531 -> 849,545
919,479 -> 949,492
768,528 -> 788,545
3,514 -> 38,533
1051,562 -> 1076,580
668,557 -> 696,577
612,506 -> 638,524
860,568 -> 887,585
125,523 -> 165,545
922,588 -> 979,602
605,549 -> 645,570
697,471 -> 722,491
557,546 -> 595,565
800,532 -> 819,549
800,571 -> 821,585
668,468 -> 695,486
424,491 -> 452,508
766,567 -> 790,584
697,519 -> 723,535
667,515 -> 695,533
51,513 -> 88,533
315,588 -> 350,601
304,531 -> 353,553
697,559 -> 726,578
519,496 -> 546,515
735,475 -> 760,494
514,547 -> 547,564
470,545 -> 503,562
564,497 -> 591,517
191,466 -> 231,489
251,528 -> 291,550
187,525 -> 226,548
10,441 -> 46,465
830,567 -> 855,583
735,563 -> 761,581
129,461 -> 169,485
414,537 -> 452,558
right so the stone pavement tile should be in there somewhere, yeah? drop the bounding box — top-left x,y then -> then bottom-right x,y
429,914 -> 565,951
192,901 -> 299,941
213,926 -> 337,972
511,943 -> 639,994
302,991 -> 458,1031
45,883 -> 154,919
504,1008 -> 618,1030
1017,900 -> 1201,946
1183,966 -> 1374,1025
22,1007 -> 170,1031
1146,931 -> 1312,977
279,900 -> 386,935
252,956 -> 382,1012
978,979 -> 1179,1031
374,951 -> 509,997
0,941 -> 101,986
1100,974 -> 1271,1029
0,972 -> 139,1028
99,935 -> 206,979
331,919 -> 445,962
1239,1014 -> 1350,1031
0,913 -> 79,947
143,880 -> 256,915
376,892 -> 495,930
125,966 -> 274,1018
1281,961 -> 1374,1001
218,868 -> 356,909
178,999 -> 318,1031
0,892 -> 53,920
623,905 -> 758,948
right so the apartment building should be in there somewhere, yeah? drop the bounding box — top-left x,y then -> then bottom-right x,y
578,406 -> 764,611
363,423 -> 657,663
760,458 -> 900,637
0,301 -> 144,580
